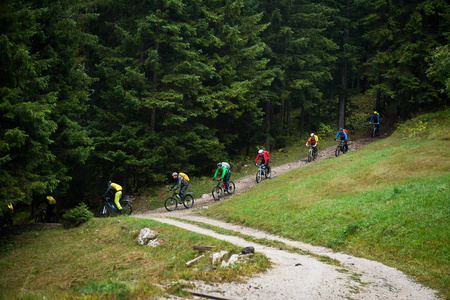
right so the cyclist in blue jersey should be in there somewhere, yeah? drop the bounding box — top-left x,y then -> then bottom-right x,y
334,128 -> 348,152
369,111 -> 380,135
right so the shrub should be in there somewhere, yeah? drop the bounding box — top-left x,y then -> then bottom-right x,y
62,203 -> 94,228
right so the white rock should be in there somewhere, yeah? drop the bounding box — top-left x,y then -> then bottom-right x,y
211,251 -> 228,264
147,239 -> 160,247
221,254 -> 240,267
137,228 -> 157,245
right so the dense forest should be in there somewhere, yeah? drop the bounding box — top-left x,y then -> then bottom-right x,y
1,0 -> 448,213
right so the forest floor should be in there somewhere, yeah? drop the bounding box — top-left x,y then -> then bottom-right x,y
133,131 -> 440,299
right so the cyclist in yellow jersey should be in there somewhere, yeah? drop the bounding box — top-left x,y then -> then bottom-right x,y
36,192 -> 57,222
102,181 -> 123,210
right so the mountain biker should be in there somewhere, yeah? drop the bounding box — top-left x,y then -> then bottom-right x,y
214,162 -> 231,192
102,181 -> 123,211
2,203 -> 14,225
369,111 -> 380,135
306,133 -> 318,156
334,128 -> 348,152
254,149 -> 271,175
36,192 -> 57,222
170,172 -> 189,203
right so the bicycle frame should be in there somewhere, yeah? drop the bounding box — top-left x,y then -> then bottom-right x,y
258,164 -> 267,175
214,178 -> 227,189
370,122 -> 379,137
169,190 -> 193,201
104,197 -> 131,213
212,178 -> 235,200
105,197 -> 120,212
164,190 -> 194,211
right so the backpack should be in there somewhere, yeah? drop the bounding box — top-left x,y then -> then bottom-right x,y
179,172 -> 189,182
263,150 -> 270,158
314,135 -> 319,142
221,162 -> 231,170
343,129 -> 348,137
46,196 -> 56,205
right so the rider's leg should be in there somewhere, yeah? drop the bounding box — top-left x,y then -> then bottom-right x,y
344,140 -> 348,152
224,172 -> 231,190
266,160 -> 271,173
46,204 -> 55,222
115,191 -> 123,210
179,183 -> 188,201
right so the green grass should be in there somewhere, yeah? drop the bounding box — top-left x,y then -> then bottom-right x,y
0,217 -> 270,299
199,109 -> 450,298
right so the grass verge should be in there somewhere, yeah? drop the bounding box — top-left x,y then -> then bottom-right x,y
0,217 -> 270,299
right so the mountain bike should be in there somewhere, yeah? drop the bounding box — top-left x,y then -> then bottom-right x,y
335,140 -> 348,157
256,164 -> 271,183
164,190 -> 194,211
98,197 -> 132,217
34,205 -> 58,223
307,145 -> 318,162
212,178 -> 235,200
370,122 -> 379,138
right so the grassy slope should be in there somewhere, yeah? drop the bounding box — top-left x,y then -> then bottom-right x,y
0,217 -> 270,299
200,109 -> 450,298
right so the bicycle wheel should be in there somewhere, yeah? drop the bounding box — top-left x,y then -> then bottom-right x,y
212,186 -> 223,200
227,181 -> 235,194
335,146 -> 341,157
120,202 -> 132,215
256,170 -> 262,183
98,205 -> 110,218
372,127 -> 376,138
313,149 -> 318,160
308,149 -> 312,162
183,194 -> 194,209
164,197 -> 177,211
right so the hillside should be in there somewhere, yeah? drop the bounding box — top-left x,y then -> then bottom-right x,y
136,108 -> 449,298
1,109 -> 448,299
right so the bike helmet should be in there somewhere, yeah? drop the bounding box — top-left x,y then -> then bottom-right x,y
172,172 -> 178,177
107,181 -> 112,186
258,149 -> 263,154
374,111 -> 377,114
217,162 -> 222,167
339,128 -> 343,131
310,133 -> 314,137
8,203 -> 13,211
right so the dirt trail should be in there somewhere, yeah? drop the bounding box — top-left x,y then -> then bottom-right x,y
134,138 -> 440,300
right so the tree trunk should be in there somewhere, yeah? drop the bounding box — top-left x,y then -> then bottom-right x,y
300,102 -> 304,139
150,42 -> 160,131
279,98 -> 285,136
264,101 -> 271,151
338,0 -> 350,130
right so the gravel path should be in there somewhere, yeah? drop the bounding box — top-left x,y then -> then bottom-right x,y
134,138 -> 440,300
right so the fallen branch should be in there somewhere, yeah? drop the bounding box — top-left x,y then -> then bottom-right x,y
193,245 -> 216,251
184,288 -> 242,300
186,254 -> 205,266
